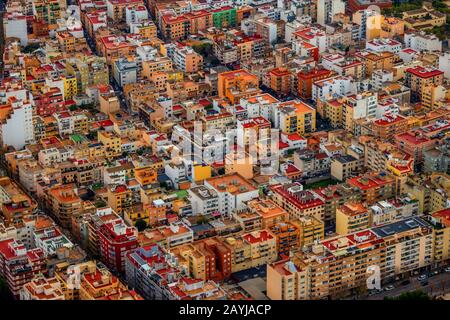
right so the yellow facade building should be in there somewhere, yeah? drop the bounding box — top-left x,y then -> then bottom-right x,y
336,202 -> 370,235
98,130 -> 122,158
431,208 -> 450,263
63,75 -> 78,100
277,100 -> 316,135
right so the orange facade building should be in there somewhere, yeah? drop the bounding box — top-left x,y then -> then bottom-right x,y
217,69 -> 260,104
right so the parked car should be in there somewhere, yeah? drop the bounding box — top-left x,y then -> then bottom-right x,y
417,274 -> 427,281
401,280 -> 411,286
420,280 -> 429,286
429,270 -> 439,277
444,267 -> 450,273
384,285 -> 395,291
368,290 -> 378,296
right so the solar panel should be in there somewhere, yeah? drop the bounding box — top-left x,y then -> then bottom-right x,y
381,226 -> 394,235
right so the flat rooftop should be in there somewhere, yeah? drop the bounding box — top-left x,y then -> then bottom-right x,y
372,217 -> 430,237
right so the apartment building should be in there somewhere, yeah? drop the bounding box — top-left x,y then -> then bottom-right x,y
106,0 -> 143,21
405,66 -> 444,102
291,216 -> 324,249
217,69 -> 260,105
395,131 -> 436,165
224,229 -> 277,272
32,0 -> 65,25
78,264 -> 130,299
371,114 -> 409,141
0,177 -> 37,227
343,92 -> 378,133
140,221 -> 194,248
97,35 -> 137,66
20,275 -> 65,300
211,6 -> 237,28
402,6 -> 446,30
274,100 -> 316,135
369,197 -> 419,227
98,217 -> 138,273
113,58 -> 138,88
312,183 -> 362,225
47,184 -> 82,230
33,225 -> 73,256
297,67 -> 333,100
184,10 -> 213,34
312,76 -> 357,103
270,184 -> 325,221
125,244 -> 181,299
331,155 -> 361,181
372,217 -> 433,279
204,173 -> 259,216
0,239 -> 45,298
354,51 -> 394,77
161,14 -> 190,41
188,185 -> 220,216
66,56 -> 109,95
336,202 -> 370,235
404,173 -> 449,214
0,97 -> 34,150
269,222 -> 300,256
98,130 -> 122,158
347,172 -> 395,205
173,46 -> 204,73
264,68 -> 291,96
267,229 -> 385,300
107,184 -> 134,216
429,208 -> 450,264
192,237 -> 232,281
366,38 -> 402,54
32,87 -> 65,117
385,155 -> 415,197
170,243 -> 207,280
294,149 -> 331,178
404,31 -> 442,52
246,198 -> 288,229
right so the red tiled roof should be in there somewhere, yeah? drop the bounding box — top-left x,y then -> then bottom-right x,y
406,66 -> 444,79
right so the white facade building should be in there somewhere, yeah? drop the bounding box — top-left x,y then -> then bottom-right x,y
3,12 -> 28,46
125,5 -> 148,25
312,76 -> 357,103
438,52 -> 450,79
371,69 -> 394,91
188,185 -> 220,216
113,58 -> 137,87
366,38 -> 402,54
0,98 -> 34,150
317,0 -> 345,26
404,31 -> 442,52
204,174 -> 259,216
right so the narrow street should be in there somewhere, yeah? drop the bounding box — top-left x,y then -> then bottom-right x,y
367,271 -> 450,300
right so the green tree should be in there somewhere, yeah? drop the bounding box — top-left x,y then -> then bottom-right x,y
135,219 -> 148,232
196,216 -> 209,225
160,181 -> 168,189
192,43 -> 213,57
385,290 -> 431,300
94,199 -> 107,208
355,285 -> 368,298
23,43 -> 41,53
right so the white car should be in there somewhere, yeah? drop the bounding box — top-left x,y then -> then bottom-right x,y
445,267 -> 450,273
417,275 -> 427,281
384,285 -> 395,291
